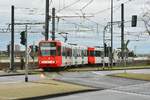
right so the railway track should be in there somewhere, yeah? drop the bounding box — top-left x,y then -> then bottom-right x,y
37,65 -> 112,73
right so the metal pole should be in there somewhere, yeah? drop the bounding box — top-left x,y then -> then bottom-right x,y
33,41 -> 35,68
10,5 -> 14,71
110,0 -> 113,67
45,0 -> 49,40
121,4 -> 124,64
25,25 -> 28,82
9,42 -> 11,71
52,8 -> 55,40
103,26 -> 106,57
103,26 -> 106,69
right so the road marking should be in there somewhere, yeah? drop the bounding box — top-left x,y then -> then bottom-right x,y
0,81 -> 23,84
107,89 -> 150,97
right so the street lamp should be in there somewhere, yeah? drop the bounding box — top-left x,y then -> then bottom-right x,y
110,0 -> 113,67
25,25 -> 28,82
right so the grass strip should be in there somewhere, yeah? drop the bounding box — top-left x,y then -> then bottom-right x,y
0,79 -> 94,100
66,65 -> 150,72
109,73 -> 150,81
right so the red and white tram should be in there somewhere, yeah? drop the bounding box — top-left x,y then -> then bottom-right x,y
38,40 -> 62,69
38,40 -> 116,70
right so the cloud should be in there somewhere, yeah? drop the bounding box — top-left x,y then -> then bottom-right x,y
0,0 -> 149,54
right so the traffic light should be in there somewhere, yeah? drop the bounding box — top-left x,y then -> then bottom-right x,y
131,15 -> 137,27
104,43 -> 107,57
35,45 -> 38,52
20,31 -> 26,45
7,44 -> 10,56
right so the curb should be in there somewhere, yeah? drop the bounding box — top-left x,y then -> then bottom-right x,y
0,73 -> 24,77
20,89 -> 100,100
52,78 -> 106,89
108,74 -> 150,82
0,72 -> 37,77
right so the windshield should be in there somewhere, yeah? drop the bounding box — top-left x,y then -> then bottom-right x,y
40,42 -> 56,56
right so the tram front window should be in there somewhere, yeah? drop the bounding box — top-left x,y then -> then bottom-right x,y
40,42 -> 56,56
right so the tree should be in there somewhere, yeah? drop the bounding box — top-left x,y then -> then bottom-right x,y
142,1 -> 150,35
128,51 -> 136,57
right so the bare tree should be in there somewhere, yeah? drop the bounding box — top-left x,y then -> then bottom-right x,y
142,0 -> 150,35
142,12 -> 150,34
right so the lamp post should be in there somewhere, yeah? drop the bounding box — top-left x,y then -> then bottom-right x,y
25,25 -> 28,82
10,5 -> 14,71
103,25 -> 107,69
45,0 -> 49,41
110,0 -> 113,67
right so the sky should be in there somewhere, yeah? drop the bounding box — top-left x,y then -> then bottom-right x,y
0,0 -> 150,54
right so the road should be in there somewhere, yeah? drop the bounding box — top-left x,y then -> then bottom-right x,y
44,89 -> 150,100
44,69 -> 150,100
0,69 -> 150,100
0,74 -> 43,83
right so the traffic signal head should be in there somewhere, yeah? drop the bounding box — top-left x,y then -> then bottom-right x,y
104,43 -> 107,57
35,46 -> 38,52
20,31 -> 26,45
131,15 -> 137,27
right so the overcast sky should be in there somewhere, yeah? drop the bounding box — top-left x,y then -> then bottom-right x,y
0,0 -> 150,54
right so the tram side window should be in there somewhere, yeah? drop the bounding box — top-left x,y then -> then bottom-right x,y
62,47 -> 65,56
79,49 -> 82,57
89,51 -> 94,56
70,49 -> 72,57
95,51 -> 98,57
81,50 -> 85,57
67,48 -> 72,57
81,50 -> 83,57
95,51 -> 102,57
67,48 -> 69,56
57,46 -> 61,56
77,49 -> 79,57
73,49 -> 77,58
85,50 -> 87,57
78,49 -> 81,57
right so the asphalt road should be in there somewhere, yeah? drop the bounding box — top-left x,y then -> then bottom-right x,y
0,69 -> 150,100
0,74 -> 43,83
44,89 -> 150,100
44,69 -> 150,100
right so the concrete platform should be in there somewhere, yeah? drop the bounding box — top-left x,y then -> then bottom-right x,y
0,79 -> 94,100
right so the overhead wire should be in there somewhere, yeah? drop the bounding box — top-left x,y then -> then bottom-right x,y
0,0 -> 148,38
65,0 -> 136,32
59,18 -> 95,32
57,0 -> 82,13
80,0 -> 94,11
93,0 -> 135,15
